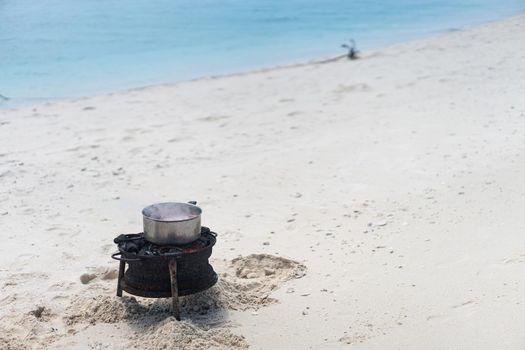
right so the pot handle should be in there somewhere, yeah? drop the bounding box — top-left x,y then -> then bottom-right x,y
188,201 -> 197,205
111,252 -> 141,262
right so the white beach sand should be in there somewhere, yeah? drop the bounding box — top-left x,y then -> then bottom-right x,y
1,13 -> 525,349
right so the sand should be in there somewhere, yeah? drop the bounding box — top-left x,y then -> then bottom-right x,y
1,13 -> 525,349
2,254 -> 305,349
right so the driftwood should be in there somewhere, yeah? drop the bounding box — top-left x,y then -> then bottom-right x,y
341,39 -> 359,60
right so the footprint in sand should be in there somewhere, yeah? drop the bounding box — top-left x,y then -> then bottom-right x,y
121,135 -> 135,142
334,83 -> 371,94
46,224 -> 80,237
501,253 -> 525,265
452,300 -> 475,309
20,207 -> 36,215
198,115 -> 230,122
4,272 -> 49,287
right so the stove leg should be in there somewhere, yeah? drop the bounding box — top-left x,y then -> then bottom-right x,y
116,260 -> 125,297
168,259 -> 181,321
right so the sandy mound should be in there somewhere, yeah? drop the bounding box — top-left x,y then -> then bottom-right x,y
129,317 -> 248,350
64,295 -> 249,349
65,295 -> 146,325
0,306 -> 58,350
66,253 -> 306,324
184,254 -> 307,312
11,254 -> 305,349
0,336 -> 29,350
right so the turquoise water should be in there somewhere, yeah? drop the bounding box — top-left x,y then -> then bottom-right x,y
0,0 -> 524,106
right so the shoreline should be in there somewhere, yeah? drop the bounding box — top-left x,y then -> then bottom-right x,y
1,12 -> 525,349
1,10 -> 524,112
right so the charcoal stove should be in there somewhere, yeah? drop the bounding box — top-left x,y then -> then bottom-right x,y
111,226 -> 217,320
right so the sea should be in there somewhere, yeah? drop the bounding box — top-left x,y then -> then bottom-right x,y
0,0 -> 524,106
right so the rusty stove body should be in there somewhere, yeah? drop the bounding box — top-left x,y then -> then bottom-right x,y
112,227 -> 217,320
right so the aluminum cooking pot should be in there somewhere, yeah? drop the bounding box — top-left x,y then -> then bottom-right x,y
142,201 -> 202,245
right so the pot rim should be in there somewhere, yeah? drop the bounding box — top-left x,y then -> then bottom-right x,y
142,202 -> 202,223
